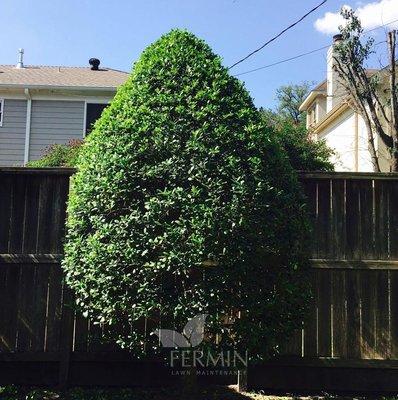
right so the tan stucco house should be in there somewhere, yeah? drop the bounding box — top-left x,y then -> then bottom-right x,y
299,35 -> 392,172
0,50 -> 128,166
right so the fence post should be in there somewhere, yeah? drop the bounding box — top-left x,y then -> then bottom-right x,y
237,368 -> 248,392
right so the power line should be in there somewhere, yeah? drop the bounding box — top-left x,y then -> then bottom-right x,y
234,45 -> 330,77
228,0 -> 328,70
233,18 -> 398,77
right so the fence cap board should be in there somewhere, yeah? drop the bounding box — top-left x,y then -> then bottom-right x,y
0,167 -> 76,175
299,171 -> 398,180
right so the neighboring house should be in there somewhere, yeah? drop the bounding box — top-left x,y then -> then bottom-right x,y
0,50 -> 129,166
299,35 -> 391,172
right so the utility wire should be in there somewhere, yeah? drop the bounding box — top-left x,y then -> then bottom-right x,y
234,18 -> 398,77
228,0 -> 327,70
234,45 -> 330,77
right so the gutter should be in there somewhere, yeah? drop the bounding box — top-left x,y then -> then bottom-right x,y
299,90 -> 326,112
312,102 -> 350,136
23,88 -> 32,165
0,84 -> 118,92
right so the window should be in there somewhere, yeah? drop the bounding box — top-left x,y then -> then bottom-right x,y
85,103 -> 108,133
0,99 -> 4,126
308,104 -> 317,126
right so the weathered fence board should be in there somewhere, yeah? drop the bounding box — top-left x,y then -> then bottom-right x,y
0,169 -> 398,390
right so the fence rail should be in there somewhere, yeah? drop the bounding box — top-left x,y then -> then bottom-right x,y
0,169 -> 398,390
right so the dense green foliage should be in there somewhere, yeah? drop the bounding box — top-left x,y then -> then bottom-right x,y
63,30 -> 310,359
259,81 -> 334,172
278,121 -> 334,171
260,110 -> 334,171
27,139 -> 83,168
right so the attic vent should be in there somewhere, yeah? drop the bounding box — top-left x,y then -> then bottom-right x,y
89,58 -> 100,71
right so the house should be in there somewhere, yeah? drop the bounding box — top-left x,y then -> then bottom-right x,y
299,35 -> 392,172
0,50 -> 129,166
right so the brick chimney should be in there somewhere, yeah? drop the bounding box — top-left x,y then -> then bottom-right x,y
326,34 -> 343,112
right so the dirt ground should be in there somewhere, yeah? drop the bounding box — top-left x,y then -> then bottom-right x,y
1,384 -> 394,400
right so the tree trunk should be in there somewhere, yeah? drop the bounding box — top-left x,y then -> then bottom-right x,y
388,30 -> 398,172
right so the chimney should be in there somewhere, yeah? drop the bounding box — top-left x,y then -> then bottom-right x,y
326,35 -> 344,112
89,58 -> 100,71
16,48 -> 24,69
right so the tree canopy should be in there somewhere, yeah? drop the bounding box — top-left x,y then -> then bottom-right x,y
63,30 -> 310,359
260,82 -> 334,171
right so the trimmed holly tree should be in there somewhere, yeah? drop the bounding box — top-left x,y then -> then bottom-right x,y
63,30 -> 311,359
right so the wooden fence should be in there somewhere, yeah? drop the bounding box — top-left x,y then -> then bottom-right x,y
0,168 -> 398,391
258,172 -> 398,392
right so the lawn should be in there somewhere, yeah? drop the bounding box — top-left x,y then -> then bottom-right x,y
1,385 -> 396,400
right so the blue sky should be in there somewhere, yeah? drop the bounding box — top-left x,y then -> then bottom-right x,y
2,0 -> 395,108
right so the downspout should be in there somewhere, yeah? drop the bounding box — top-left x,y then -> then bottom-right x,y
24,88 -> 32,165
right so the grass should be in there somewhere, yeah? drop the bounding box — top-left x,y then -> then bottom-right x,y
1,385 -> 397,400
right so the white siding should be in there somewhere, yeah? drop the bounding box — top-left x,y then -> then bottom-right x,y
316,98 -> 327,122
29,100 -> 84,161
357,115 -> 374,172
318,109 -> 374,172
0,99 -> 27,166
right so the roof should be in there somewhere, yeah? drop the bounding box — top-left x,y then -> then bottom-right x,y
0,65 -> 129,90
299,80 -> 327,112
300,69 -> 379,112
312,80 -> 327,92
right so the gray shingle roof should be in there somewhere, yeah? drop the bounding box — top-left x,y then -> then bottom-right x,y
0,65 -> 129,89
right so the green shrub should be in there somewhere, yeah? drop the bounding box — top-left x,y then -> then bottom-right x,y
259,109 -> 334,171
63,30 -> 310,359
27,139 -> 83,168
276,120 -> 334,171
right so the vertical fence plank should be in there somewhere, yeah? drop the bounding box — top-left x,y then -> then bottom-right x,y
22,176 -> 41,254
16,263 -> 36,351
51,177 -> 69,254
31,263 -> 51,352
360,270 -> 377,359
359,180 -> 375,259
2,264 -> 20,352
332,269 -> 347,358
302,179 -> 318,259
303,272 -> 318,357
331,179 -> 346,260
389,181 -> 398,259
316,179 -> 331,259
58,286 -> 75,388
390,270 -> 398,358
45,265 -> 63,352
73,313 -> 89,352
374,180 -> 389,260
36,177 -> 55,254
0,265 -> 8,351
346,270 -> 361,359
375,270 -> 390,359
346,181 -> 361,260
8,176 -> 26,254
0,175 -> 13,253
317,269 -> 332,357
87,321 -> 104,353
